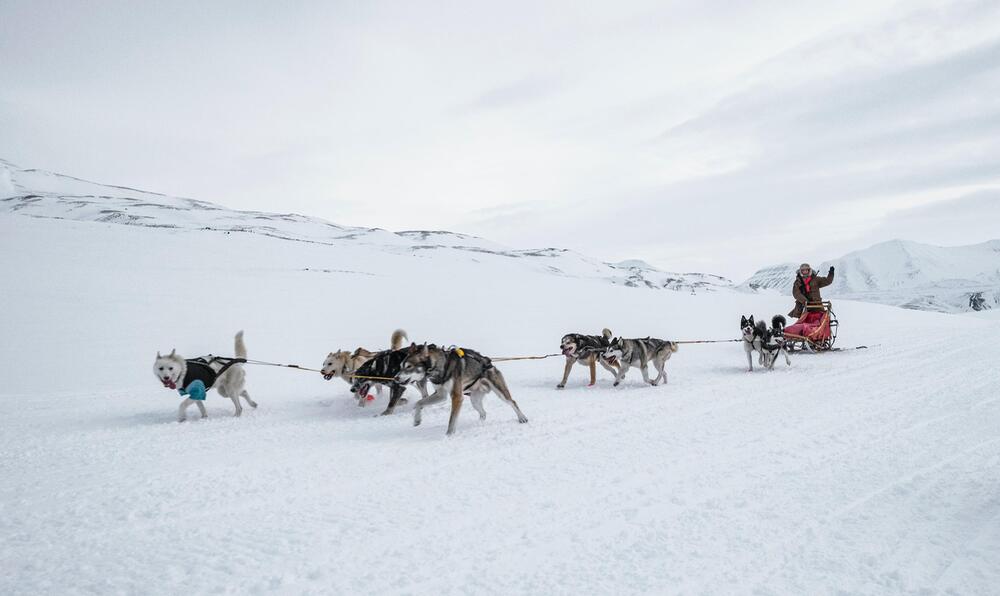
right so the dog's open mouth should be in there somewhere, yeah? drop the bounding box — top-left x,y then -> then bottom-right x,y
561,347 -> 574,357
606,356 -> 619,366
161,377 -> 177,390
323,373 -> 334,380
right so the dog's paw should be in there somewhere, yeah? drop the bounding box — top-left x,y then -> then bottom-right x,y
613,381 -> 620,387
518,415 -> 528,423
479,413 -> 487,421
556,384 -> 565,389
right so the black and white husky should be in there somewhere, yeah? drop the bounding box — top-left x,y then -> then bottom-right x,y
603,336 -> 679,387
153,331 -> 257,422
741,315 -> 791,372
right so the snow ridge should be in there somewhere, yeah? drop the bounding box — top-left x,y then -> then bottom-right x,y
0,159 -> 733,293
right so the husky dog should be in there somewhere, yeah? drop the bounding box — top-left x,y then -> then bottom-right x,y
741,315 -> 790,372
761,315 -> 791,370
325,347 -> 379,406
348,330 -> 428,416
741,315 -> 765,372
153,331 -> 257,422
557,328 -> 619,388
604,336 -> 678,387
396,344 -> 528,435
321,347 -> 375,383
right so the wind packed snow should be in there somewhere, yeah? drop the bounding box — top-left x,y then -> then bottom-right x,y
3,207 -> 1000,595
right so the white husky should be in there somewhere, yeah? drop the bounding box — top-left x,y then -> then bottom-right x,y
153,331 -> 257,422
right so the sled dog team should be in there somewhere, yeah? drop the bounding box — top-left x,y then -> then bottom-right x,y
153,316 -> 789,434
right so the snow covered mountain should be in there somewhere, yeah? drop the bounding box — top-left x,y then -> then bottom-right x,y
0,159 -> 731,293
742,239 -> 1000,313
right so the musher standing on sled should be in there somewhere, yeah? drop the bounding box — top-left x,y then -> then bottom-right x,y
789,263 -> 835,318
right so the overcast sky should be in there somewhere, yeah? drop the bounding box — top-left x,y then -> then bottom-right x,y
2,0 -> 998,279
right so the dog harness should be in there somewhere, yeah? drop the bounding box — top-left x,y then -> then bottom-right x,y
418,347 -> 493,391
352,349 -> 408,389
449,347 -> 494,391
178,357 -> 246,400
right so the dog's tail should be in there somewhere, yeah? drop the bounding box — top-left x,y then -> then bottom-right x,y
234,330 -> 247,358
391,329 -> 408,350
771,315 -> 787,334
602,328 -> 613,339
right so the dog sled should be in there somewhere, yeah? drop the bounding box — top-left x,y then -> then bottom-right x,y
782,301 -> 838,352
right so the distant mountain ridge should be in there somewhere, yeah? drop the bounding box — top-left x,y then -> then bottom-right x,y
9,160 -> 996,312
0,159 -> 733,293
742,239 -> 1000,313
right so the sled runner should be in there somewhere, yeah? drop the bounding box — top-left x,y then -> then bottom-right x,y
782,301 -> 838,352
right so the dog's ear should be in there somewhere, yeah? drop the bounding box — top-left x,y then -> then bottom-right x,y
156,351 -> 161,358
421,343 -> 429,357
169,348 -> 176,357
748,316 -> 754,325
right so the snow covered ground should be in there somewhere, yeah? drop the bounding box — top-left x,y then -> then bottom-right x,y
2,213 -> 1000,595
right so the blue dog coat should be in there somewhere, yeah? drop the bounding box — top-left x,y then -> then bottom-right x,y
179,379 -> 208,401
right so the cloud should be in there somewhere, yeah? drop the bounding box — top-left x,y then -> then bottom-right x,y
861,190 -> 1000,246
535,19 -> 1000,277
451,75 -> 566,115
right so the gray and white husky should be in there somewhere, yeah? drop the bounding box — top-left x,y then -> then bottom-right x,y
741,315 -> 790,372
604,336 -> 679,387
395,344 -> 528,435
153,330 -> 257,421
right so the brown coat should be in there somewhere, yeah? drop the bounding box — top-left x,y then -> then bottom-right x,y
789,268 -> 834,318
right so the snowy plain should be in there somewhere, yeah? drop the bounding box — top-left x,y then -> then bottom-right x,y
2,212 -> 999,595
